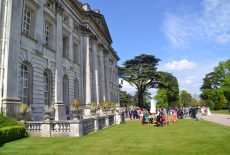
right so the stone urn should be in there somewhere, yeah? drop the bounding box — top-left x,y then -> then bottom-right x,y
43,106 -> 54,121
72,110 -> 83,120
44,112 -> 50,121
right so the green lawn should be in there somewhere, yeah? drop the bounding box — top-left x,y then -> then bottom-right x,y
0,120 -> 230,155
211,110 -> 230,115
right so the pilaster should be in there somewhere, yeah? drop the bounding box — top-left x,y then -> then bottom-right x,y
104,52 -> 110,101
54,2 -> 64,103
69,18 -> 73,61
1,0 -> 23,116
54,1 -> 66,120
35,1 -> 44,54
91,35 -> 99,104
98,47 -> 106,101
80,25 -> 91,116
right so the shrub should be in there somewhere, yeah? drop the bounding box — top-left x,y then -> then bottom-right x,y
0,116 -> 19,128
0,126 -> 28,144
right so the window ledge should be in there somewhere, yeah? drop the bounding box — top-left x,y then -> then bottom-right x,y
43,44 -> 56,53
22,32 -> 38,43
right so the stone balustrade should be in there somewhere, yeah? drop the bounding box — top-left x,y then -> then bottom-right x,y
25,114 -> 120,137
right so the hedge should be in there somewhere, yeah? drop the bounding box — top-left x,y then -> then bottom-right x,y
0,126 -> 28,144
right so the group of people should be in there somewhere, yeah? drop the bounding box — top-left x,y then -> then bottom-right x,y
138,108 -> 178,126
120,106 -> 210,126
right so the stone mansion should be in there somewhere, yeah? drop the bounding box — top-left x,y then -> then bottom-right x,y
0,0 -> 120,121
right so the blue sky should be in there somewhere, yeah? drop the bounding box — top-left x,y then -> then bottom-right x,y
81,0 -> 230,97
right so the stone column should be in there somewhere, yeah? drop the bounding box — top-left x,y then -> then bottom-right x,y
80,25 -> 91,116
35,2 -> 44,54
99,48 -> 106,101
104,53 -> 110,101
68,18 -> 73,61
91,36 -> 99,104
1,0 -> 22,117
53,1 -> 66,120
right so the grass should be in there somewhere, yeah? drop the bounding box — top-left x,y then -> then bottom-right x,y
0,119 -> 230,155
211,109 -> 230,115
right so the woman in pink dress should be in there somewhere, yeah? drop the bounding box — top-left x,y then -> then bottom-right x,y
172,109 -> 177,123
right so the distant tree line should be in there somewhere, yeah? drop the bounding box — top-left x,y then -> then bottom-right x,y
200,59 -> 230,110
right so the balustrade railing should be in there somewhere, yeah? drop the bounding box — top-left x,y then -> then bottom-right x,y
24,114 -> 118,137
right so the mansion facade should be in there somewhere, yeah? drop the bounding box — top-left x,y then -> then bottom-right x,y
0,0 -> 120,121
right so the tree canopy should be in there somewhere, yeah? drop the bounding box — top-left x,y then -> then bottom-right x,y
179,90 -> 192,107
157,71 -> 179,104
200,59 -> 230,109
119,90 -> 134,107
119,54 -> 160,107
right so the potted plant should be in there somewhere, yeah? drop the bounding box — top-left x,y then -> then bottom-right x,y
108,102 -> 116,113
72,99 -> 82,120
19,103 -> 30,121
43,105 -> 54,121
89,102 -> 98,116
101,101 -> 109,114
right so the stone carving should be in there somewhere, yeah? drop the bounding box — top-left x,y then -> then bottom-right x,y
80,25 -> 91,36
55,0 -> 64,15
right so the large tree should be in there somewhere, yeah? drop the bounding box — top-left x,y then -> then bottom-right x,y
157,71 -> 179,105
133,90 -> 152,110
119,54 -> 160,107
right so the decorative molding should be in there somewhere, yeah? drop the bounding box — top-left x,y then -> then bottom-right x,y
90,35 -> 98,44
55,0 -> 64,15
80,25 -> 91,36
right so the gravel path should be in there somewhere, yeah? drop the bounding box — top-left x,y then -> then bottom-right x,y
201,113 -> 230,127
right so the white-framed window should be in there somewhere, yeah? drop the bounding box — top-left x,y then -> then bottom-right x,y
23,4 -> 35,37
44,22 -> 52,47
44,70 -> 52,107
18,62 -> 32,105
63,75 -> 69,114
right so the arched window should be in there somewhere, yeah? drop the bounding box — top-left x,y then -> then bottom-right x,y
44,70 -> 52,107
18,62 -> 32,105
63,75 -> 69,114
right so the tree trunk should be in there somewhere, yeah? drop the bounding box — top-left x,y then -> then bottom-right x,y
138,90 -> 144,108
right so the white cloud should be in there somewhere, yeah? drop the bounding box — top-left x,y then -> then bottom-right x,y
164,59 -> 197,71
120,80 -> 136,95
163,0 -> 230,47
182,76 -> 196,85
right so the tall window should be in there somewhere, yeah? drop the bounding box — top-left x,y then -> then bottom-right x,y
63,37 -> 68,58
44,70 -> 52,107
44,22 -> 52,47
23,5 -> 34,37
73,44 -> 78,64
63,75 -> 69,113
18,63 -> 31,105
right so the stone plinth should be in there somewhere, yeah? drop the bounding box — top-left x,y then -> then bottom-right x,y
2,97 -> 21,117
54,101 -> 66,120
